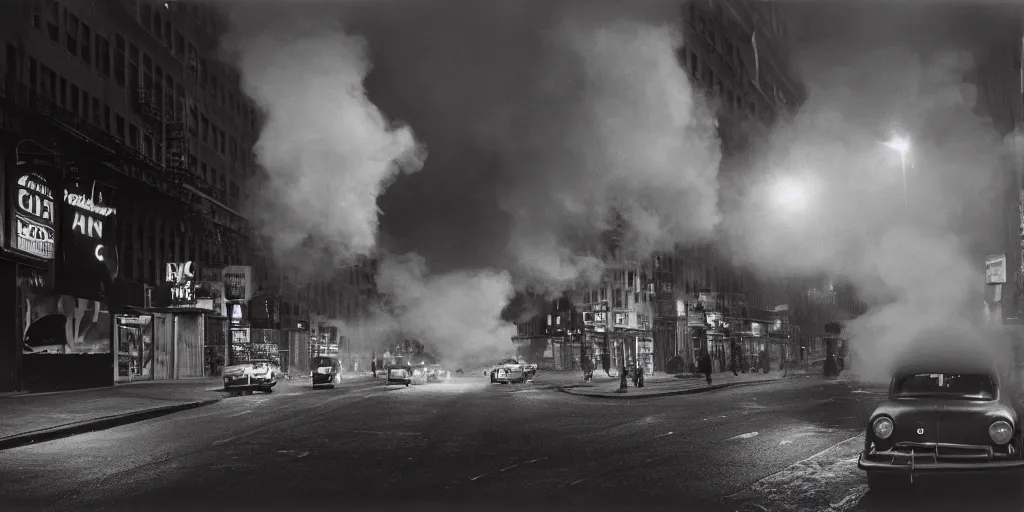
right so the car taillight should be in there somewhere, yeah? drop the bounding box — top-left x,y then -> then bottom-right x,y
872,417 -> 893,440
990,420 -> 1013,445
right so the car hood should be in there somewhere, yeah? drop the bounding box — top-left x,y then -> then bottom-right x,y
871,398 -> 1016,445
222,363 -> 274,375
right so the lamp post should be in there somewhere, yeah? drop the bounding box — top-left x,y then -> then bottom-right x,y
885,136 -> 910,211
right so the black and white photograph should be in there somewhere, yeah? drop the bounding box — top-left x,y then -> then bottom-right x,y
4,0 -> 1024,511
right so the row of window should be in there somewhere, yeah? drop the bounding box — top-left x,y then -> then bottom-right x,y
25,1 -> 254,207
12,51 -> 242,208
119,211 -> 237,286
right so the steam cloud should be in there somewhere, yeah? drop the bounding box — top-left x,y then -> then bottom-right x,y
362,0 -> 722,289
220,4 -> 425,268
722,6 -> 1018,382
217,1 -> 724,363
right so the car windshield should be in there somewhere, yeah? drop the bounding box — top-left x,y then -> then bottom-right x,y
311,357 -> 334,367
893,373 -> 996,400
499,358 -> 520,365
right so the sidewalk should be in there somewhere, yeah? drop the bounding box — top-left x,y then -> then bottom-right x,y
0,378 -> 233,450
557,369 -> 811,399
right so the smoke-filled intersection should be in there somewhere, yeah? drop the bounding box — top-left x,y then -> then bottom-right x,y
218,0 -> 1022,374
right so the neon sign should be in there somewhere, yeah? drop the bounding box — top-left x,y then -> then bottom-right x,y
64,189 -> 116,263
12,173 -> 55,259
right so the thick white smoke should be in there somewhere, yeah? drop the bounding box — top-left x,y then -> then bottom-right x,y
220,5 -> 425,266
215,1 -> 726,363
722,41 -> 1015,383
482,10 -> 723,287
324,254 -> 518,368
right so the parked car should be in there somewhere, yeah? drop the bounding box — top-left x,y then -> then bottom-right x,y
310,356 -> 342,389
426,365 -> 450,383
410,365 -> 429,385
222,359 -> 278,393
386,363 -> 413,387
523,363 -> 538,379
858,359 -> 1024,491
490,357 -> 528,384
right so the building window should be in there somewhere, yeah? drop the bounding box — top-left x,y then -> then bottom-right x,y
174,31 -> 184,59
46,2 -> 59,43
96,35 -> 110,75
80,23 -> 91,64
69,84 -> 80,114
116,114 -> 125,139
128,43 -> 139,89
129,123 -> 139,148
200,115 -> 209,142
65,12 -> 79,55
115,34 -> 126,86
103,104 -> 110,132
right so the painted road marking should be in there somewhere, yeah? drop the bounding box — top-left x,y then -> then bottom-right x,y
653,431 -> 675,439
470,457 -> 547,482
726,432 -> 759,441
353,431 -> 421,436
569,478 -> 588,486
227,410 -> 253,418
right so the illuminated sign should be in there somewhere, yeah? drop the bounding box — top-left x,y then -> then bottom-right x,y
166,261 -> 197,305
65,187 -> 116,263
11,172 -> 55,259
58,178 -> 119,300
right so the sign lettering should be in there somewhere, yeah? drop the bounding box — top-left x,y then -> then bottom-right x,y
10,172 -> 56,259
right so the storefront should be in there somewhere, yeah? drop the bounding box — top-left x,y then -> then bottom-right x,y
17,157 -> 119,392
114,314 -> 154,382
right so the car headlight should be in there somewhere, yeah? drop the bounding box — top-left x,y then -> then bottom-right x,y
872,417 -> 894,440
990,420 -> 1014,445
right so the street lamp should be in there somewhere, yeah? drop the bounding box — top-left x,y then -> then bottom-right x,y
771,176 -> 808,213
884,136 -> 910,211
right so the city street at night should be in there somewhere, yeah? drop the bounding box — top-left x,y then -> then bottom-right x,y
6,373 -> 1015,512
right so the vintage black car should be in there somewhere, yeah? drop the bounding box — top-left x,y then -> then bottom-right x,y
310,356 -> 342,389
386,363 -> 413,387
858,359 -> 1024,490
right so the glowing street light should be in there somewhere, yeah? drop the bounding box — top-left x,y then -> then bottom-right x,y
884,135 -> 910,211
772,176 -> 808,213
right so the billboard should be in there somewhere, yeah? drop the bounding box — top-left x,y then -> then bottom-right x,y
222,265 -> 253,301
986,254 -> 1007,284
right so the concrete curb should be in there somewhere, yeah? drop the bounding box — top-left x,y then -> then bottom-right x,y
0,398 -> 222,451
556,378 -> 783,399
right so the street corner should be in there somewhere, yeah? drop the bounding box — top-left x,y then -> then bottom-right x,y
727,434 -> 866,512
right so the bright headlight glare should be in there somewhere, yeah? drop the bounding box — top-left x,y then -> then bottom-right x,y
872,417 -> 894,440
990,421 -> 1013,445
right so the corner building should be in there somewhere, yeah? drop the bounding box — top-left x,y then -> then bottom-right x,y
0,0 -> 268,391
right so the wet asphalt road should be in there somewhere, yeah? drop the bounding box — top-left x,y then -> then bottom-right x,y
2,373 -> 1021,512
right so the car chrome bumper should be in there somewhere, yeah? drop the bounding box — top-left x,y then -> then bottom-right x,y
224,377 -> 276,388
859,453 -> 1024,472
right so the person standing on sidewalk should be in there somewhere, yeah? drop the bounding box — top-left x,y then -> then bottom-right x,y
699,352 -> 712,386
371,359 -> 377,379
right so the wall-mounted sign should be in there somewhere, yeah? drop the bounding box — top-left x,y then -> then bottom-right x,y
222,265 -> 253,301
986,254 -> 1008,284
58,178 -> 118,301
10,172 -> 55,259
166,261 -> 198,305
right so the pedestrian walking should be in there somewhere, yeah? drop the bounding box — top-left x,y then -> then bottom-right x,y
699,352 -> 712,386
636,363 -> 645,388
371,359 -> 377,379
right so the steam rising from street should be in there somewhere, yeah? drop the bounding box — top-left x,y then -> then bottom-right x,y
219,1 -> 1019,372
218,0 -> 723,363
220,4 -> 425,267
723,12 -> 1017,381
